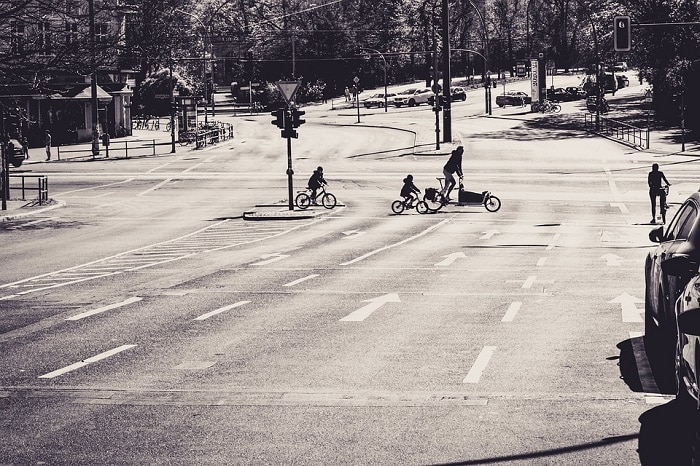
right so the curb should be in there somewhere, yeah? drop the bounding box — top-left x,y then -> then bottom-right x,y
243,203 -> 345,221
0,199 -> 66,222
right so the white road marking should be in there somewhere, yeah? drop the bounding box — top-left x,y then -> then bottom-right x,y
340,294 -> 401,322
479,230 -> 499,240
283,274 -> 320,287
601,253 -> 623,266
434,252 -> 467,267
522,275 -> 537,289
66,297 -> 142,321
609,293 -> 644,323
501,302 -> 522,322
194,301 -> 250,321
138,178 -> 172,196
463,346 -> 497,383
546,233 -> 560,250
251,253 -> 290,266
342,230 -> 366,238
38,344 -> 137,379
340,219 -> 450,266
610,202 -> 630,214
536,257 -> 547,267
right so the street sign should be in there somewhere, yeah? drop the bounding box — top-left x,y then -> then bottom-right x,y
276,81 -> 301,105
154,94 -> 170,99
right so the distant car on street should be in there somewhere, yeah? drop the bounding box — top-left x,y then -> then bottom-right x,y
565,87 -> 586,100
362,93 -> 396,108
614,61 -> 629,72
547,87 -> 575,102
394,88 -> 433,107
495,91 -> 531,107
427,87 -> 468,106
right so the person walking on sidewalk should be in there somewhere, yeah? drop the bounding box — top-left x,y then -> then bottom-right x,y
648,163 -> 671,224
44,130 -> 52,161
21,137 -> 29,160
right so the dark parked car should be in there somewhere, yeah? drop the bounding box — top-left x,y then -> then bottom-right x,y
660,254 -> 700,404
565,87 -> 586,100
427,87 -> 467,106
645,192 -> 700,369
495,91 -> 531,107
547,87 -> 575,102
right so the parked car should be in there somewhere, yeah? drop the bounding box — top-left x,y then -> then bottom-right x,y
614,61 -> 629,72
660,254 -> 700,404
645,192 -> 700,370
362,93 -> 396,108
427,87 -> 468,106
394,88 -> 433,107
565,87 -> 586,100
616,75 -> 630,88
547,87 -> 575,102
495,91 -> 531,107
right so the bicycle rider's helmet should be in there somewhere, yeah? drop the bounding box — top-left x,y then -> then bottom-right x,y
317,166 -> 323,172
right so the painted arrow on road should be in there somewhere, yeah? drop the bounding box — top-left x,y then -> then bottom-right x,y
340,293 -> 401,322
479,230 -> 500,240
608,293 -> 644,323
251,253 -> 290,266
600,253 -> 623,266
434,252 -> 467,267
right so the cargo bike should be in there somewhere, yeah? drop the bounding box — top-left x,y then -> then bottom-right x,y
422,177 -> 501,213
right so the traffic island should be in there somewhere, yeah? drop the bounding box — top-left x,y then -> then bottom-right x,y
243,203 -> 344,221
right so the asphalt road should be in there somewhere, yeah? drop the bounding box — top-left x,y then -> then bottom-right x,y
1,79 -> 698,465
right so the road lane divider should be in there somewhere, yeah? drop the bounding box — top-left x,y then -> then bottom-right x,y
463,346 -> 497,384
66,297 -> 142,321
283,274 -> 320,287
251,253 -> 290,266
340,294 -> 401,322
501,302 -> 522,322
38,344 -> 137,379
194,301 -> 251,321
340,219 -> 450,266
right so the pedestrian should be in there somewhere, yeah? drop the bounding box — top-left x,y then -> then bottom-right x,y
101,131 -> 110,158
344,86 -> 350,102
648,163 -> 671,224
441,145 -> 464,202
44,130 -> 52,161
21,137 -> 29,160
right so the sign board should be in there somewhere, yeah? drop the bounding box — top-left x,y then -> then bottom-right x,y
154,94 -> 170,99
530,59 -> 540,102
353,76 -> 360,84
516,62 -> 527,78
276,81 -> 301,105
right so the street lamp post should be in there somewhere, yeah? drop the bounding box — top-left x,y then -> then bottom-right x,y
359,48 -> 388,112
88,0 -> 99,157
175,9 -> 209,126
467,0 -> 491,115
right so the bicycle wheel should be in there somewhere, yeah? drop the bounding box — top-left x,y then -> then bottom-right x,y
424,192 -> 445,212
295,192 -> 311,210
484,195 -> 501,212
416,201 -> 429,214
552,104 -> 561,113
321,192 -> 337,209
391,200 -> 405,214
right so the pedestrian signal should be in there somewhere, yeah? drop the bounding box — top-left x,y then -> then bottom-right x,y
614,16 -> 631,52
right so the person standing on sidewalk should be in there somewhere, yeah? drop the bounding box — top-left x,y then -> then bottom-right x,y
21,137 -> 29,160
648,163 -> 671,224
101,131 -> 110,158
44,130 -> 52,161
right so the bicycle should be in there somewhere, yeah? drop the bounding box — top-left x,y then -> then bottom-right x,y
391,196 -> 429,214
295,185 -> 337,210
423,177 -> 501,213
178,131 -> 197,146
537,99 -> 561,113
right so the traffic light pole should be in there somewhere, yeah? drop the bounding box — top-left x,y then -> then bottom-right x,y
286,135 -> 294,210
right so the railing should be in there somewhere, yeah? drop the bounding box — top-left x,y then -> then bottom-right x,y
56,139 -> 161,160
584,113 -> 649,149
191,122 -> 235,149
9,174 -> 49,205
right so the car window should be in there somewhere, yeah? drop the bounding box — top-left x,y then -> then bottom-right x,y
666,203 -> 697,241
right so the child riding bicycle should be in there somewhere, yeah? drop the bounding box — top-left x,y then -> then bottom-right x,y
308,166 -> 327,204
400,175 -> 421,207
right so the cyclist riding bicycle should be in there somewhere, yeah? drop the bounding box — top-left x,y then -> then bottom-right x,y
400,175 -> 421,207
308,166 -> 328,204
441,145 -> 464,202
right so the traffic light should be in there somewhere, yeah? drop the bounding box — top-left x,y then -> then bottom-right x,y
290,108 -> 305,128
614,15 -> 631,52
271,108 -> 284,128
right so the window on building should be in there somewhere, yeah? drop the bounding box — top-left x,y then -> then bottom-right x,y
10,21 -> 25,54
38,19 -> 53,55
95,22 -> 109,44
65,22 -> 78,46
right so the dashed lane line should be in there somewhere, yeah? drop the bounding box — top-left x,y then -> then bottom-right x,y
463,346 -> 497,384
38,344 -> 137,379
66,297 -> 143,321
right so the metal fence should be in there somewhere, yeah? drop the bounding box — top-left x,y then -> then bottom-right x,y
9,174 -> 49,205
584,113 -> 649,149
56,139 -> 162,161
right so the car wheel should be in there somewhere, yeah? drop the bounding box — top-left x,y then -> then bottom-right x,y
675,337 -> 695,405
408,99 -> 416,107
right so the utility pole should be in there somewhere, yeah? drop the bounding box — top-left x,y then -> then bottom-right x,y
89,0 -> 100,157
441,0 -> 451,142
